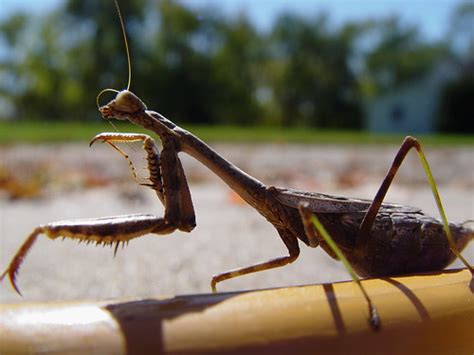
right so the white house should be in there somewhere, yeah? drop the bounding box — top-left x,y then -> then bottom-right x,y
365,61 -> 459,133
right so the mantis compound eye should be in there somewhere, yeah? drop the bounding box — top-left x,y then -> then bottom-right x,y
97,89 -> 147,121
113,90 -> 147,113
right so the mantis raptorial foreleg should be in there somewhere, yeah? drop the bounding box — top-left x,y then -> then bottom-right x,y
1,132 -> 196,294
1,216 -> 170,295
90,132 -> 196,232
90,132 -> 165,202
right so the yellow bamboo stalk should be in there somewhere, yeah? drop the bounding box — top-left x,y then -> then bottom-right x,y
1,268 -> 472,354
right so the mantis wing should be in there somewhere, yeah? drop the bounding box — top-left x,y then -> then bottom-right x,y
273,187 -> 421,214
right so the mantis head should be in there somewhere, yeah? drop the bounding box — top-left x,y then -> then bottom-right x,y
96,2 -> 143,122
98,89 -> 147,121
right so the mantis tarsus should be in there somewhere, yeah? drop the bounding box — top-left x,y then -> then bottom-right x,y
1,1 -> 472,331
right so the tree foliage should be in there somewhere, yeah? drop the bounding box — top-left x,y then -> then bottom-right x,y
361,17 -> 449,96
0,0 -> 469,131
269,13 -> 364,127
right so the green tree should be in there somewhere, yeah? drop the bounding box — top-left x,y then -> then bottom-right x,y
133,1 -> 264,124
362,17 -> 448,96
210,14 -> 264,124
0,1 -> 147,121
63,0 -> 147,118
0,11 -> 72,120
269,13 -> 363,128
133,0 -> 221,123
447,1 -> 474,59
1,0 -> 464,131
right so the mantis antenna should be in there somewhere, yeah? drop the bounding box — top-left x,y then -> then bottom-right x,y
96,0 -> 132,108
114,0 -> 132,91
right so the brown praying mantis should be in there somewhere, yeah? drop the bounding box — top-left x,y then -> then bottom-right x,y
1,0 -> 473,330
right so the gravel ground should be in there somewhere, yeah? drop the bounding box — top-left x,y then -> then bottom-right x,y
0,142 -> 473,303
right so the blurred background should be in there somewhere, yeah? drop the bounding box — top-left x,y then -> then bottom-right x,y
0,0 -> 473,130
0,1 -> 472,302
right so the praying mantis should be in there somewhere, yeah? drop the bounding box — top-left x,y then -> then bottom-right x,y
1,1 -> 472,330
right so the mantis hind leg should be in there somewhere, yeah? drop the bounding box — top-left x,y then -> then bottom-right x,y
357,136 -> 472,273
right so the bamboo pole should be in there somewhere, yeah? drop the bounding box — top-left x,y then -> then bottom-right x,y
1,268 -> 472,354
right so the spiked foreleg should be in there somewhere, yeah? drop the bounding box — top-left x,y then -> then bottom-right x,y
160,137 -> 196,232
2,134 -> 197,294
90,132 -> 165,203
0,214 -> 169,295
90,132 -> 196,231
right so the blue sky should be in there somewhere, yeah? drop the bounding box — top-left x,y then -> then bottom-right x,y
1,0 -> 460,40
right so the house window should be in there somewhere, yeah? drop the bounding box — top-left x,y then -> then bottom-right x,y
390,104 -> 404,122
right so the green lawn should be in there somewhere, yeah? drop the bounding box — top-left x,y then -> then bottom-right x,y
0,120 -> 473,145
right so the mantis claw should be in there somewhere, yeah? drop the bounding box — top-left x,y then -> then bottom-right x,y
1,271 -> 22,296
1,228 -> 41,296
369,303 -> 381,331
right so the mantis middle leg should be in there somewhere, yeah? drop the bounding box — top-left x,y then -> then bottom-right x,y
211,229 -> 300,292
